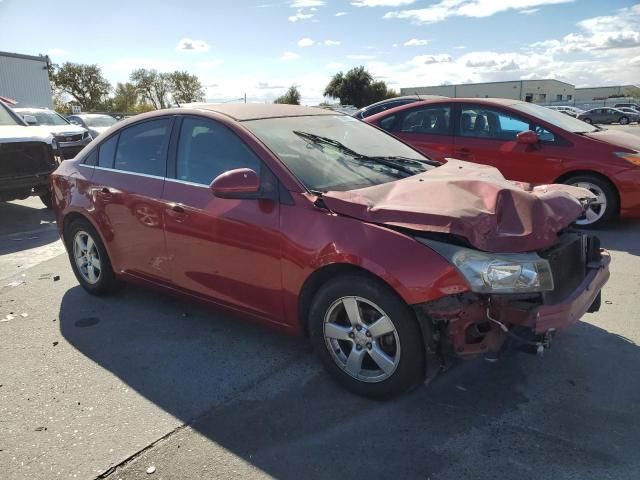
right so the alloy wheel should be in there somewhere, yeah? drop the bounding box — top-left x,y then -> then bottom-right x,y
323,296 -> 401,383
572,182 -> 607,226
73,230 -> 102,284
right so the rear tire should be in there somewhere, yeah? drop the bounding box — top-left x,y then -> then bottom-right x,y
309,274 -> 424,398
583,118 -> 593,124
40,192 -> 53,209
564,174 -> 618,229
64,218 -> 118,295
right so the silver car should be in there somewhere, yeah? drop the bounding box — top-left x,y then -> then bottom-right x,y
577,107 -> 639,125
67,113 -> 118,138
14,107 -> 92,159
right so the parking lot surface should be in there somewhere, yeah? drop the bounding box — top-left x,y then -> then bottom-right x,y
2,123 -> 640,480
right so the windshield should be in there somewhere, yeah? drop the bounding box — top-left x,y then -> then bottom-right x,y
244,115 -> 434,192
0,102 -> 21,126
84,115 -> 117,127
19,110 -> 69,126
511,102 -> 598,133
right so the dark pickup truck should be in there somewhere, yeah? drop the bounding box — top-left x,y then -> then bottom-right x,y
0,100 -> 60,208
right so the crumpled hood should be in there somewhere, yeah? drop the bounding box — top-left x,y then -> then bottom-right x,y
321,159 -> 594,253
0,125 -> 53,144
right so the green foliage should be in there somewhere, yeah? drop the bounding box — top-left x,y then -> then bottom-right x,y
112,82 -> 140,112
274,85 -> 301,105
169,71 -> 206,104
52,63 -> 112,111
130,69 -> 172,109
323,66 -> 396,108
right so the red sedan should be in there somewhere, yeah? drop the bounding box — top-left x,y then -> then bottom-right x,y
365,98 -> 640,228
52,105 -> 609,398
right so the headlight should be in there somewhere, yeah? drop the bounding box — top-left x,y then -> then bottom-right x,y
83,131 -> 93,140
416,238 -> 554,294
614,151 -> 640,167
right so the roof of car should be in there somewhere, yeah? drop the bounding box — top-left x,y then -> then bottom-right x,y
192,103 -> 340,121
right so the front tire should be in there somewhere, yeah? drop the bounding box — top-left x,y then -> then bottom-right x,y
40,192 -> 53,209
309,275 -> 424,398
583,118 -> 593,124
619,116 -> 629,125
565,174 -> 618,228
64,218 -> 118,295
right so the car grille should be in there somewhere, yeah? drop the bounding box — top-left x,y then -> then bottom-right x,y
55,133 -> 83,142
0,142 -> 56,178
539,233 -> 587,305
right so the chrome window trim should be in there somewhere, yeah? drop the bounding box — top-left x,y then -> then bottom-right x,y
164,177 -> 210,188
93,165 -> 165,180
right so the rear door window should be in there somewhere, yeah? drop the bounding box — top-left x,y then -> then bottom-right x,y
98,135 -> 118,168
398,105 -> 451,135
114,118 -> 171,177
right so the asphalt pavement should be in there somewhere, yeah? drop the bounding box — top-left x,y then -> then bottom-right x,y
1,126 -> 640,480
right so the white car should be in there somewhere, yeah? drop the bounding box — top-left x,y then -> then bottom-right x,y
67,113 -> 118,138
14,107 -> 92,159
0,101 -> 60,207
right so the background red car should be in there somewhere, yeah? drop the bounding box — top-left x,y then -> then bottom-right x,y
366,98 -> 640,228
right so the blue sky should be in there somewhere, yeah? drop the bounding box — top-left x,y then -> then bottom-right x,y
1,0 -> 638,104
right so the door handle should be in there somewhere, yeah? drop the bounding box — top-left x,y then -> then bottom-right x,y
166,203 -> 188,222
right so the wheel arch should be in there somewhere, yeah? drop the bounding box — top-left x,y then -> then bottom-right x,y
297,263 -> 408,337
61,211 -> 114,259
554,170 -> 621,214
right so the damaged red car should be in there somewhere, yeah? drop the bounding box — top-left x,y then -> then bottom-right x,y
52,105 -> 610,398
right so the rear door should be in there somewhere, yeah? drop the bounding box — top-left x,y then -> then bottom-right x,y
452,103 -> 567,183
90,117 -> 173,284
161,116 -> 284,321
379,103 -> 454,162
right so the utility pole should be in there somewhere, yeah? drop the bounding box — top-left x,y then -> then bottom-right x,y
244,93 -> 247,104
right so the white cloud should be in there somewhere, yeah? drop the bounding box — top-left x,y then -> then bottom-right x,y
291,0 -> 324,6
176,38 -> 210,52
288,10 -> 314,21
403,39 -> 428,46
281,51 -> 300,60
298,38 -> 315,47
335,11 -> 348,16
352,0 -> 415,6
384,0 -> 574,24
324,40 -> 341,46
519,8 -> 539,14
531,4 -> 640,54
411,54 -> 452,64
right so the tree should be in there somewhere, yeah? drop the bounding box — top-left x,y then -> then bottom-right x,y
274,85 -> 301,105
169,71 -> 206,104
323,66 -> 396,108
130,69 -> 171,109
53,63 -> 112,111
112,82 -> 140,112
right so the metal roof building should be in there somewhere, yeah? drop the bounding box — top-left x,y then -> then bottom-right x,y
0,51 -> 53,108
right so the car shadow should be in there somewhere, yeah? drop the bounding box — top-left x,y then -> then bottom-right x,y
580,218 -> 640,256
0,201 -> 59,254
58,284 -> 640,479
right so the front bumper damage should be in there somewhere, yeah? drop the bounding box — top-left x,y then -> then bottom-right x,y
414,236 -> 610,362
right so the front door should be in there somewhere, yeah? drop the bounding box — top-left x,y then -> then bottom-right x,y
452,104 -> 567,184
162,116 -> 283,321
90,117 -> 173,284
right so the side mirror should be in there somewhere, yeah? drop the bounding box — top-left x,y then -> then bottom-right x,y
516,130 -> 539,145
23,114 -> 38,126
210,168 -> 260,198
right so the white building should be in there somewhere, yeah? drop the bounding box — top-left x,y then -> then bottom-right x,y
574,85 -> 638,101
0,51 -> 53,108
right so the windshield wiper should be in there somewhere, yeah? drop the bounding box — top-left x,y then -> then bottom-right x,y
293,130 -> 421,176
